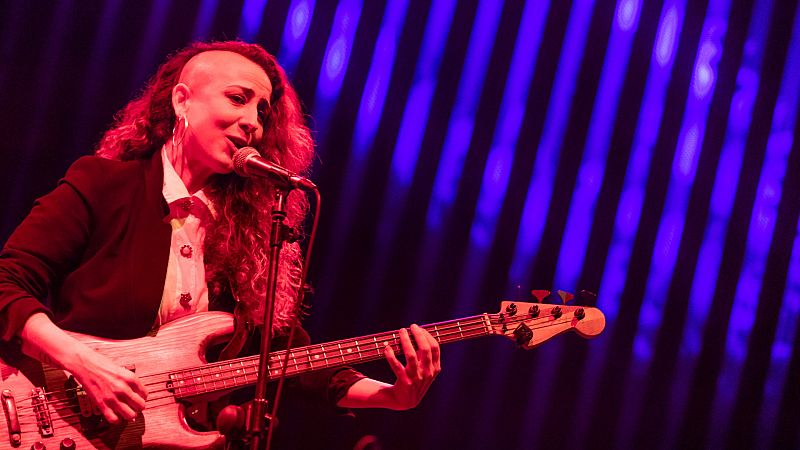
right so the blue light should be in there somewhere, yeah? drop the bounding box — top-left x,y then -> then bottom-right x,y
309,0 -> 411,331
238,0 -> 268,41
278,0 -> 316,76
568,2 -> 687,447
616,1 -> 731,446
508,0 -> 598,287
756,217 -> 800,448
316,0 -> 362,100
324,37 -> 346,80
425,1 -> 501,232
661,6 -> 773,447
351,0 -> 457,330
555,0 -> 642,291
656,6 -> 679,67
616,0 -> 641,31
291,1 -> 310,38
312,0 -> 362,143
191,0 -> 218,39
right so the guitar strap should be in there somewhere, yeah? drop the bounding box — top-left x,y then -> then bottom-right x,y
219,301 -> 252,360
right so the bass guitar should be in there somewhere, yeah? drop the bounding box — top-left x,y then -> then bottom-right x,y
0,297 -> 604,449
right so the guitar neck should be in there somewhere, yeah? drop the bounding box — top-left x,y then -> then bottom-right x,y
169,314 -> 491,398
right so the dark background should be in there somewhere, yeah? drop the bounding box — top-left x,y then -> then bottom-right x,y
1,0 -> 799,449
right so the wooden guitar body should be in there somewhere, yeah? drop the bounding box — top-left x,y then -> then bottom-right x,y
0,312 -> 235,449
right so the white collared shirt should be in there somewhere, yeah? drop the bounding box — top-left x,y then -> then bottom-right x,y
156,147 -> 212,326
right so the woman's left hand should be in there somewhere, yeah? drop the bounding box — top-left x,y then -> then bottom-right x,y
381,324 -> 442,410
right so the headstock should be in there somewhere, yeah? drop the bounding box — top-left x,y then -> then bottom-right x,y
488,290 -> 605,349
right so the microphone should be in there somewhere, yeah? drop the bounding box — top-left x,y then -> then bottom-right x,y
232,147 -> 317,190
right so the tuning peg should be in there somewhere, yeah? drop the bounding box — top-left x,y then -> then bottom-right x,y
557,290 -> 574,304
531,289 -> 550,303
505,303 -> 518,316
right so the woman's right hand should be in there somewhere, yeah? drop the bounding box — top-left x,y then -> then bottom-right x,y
19,312 -> 148,424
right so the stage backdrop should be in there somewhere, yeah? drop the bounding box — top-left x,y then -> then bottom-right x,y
1,0 -> 799,449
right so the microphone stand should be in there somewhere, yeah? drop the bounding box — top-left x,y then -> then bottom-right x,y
245,186 -> 292,450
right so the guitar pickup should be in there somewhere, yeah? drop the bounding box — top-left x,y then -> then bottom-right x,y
31,387 -> 53,437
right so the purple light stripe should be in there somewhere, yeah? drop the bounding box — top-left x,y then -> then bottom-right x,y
130,0 -> 172,90
456,2 -> 552,442
756,215 -> 800,448
523,0 -> 640,444
354,0 -> 462,321
309,0 -> 412,327
616,1 -> 731,447
424,0 -> 509,230
238,0 -> 268,41
312,0 -> 363,143
407,0 -> 502,326
707,3 -> 800,445
384,0 -> 456,188
569,1 -> 687,447
278,0 -> 316,76
507,0 -> 599,287
554,0 -> 642,291
469,0 -> 551,252
69,0 -> 124,152
191,0 -> 219,39
661,0 -> 773,446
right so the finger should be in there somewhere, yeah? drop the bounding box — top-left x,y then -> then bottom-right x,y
114,402 -> 138,421
383,342 -> 409,383
119,385 -> 147,412
409,325 -> 432,376
130,374 -> 149,402
399,328 -> 418,373
101,406 -> 120,425
425,331 -> 441,373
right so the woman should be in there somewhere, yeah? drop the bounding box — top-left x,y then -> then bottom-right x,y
0,41 -> 440,429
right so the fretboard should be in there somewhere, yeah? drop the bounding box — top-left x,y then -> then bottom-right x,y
168,314 -> 492,398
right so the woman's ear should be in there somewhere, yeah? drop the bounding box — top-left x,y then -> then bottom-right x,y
171,83 -> 191,117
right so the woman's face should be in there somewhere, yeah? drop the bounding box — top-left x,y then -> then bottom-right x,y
174,50 -> 273,177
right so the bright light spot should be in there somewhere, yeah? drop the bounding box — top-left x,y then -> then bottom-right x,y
290,1 -> 310,39
325,37 -> 346,80
616,0 -> 640,31
655,7 -> 678,67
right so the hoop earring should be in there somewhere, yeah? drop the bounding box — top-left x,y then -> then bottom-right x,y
172,115 -> 189,147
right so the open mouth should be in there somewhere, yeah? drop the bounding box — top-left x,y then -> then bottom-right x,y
227,136 -> 249,149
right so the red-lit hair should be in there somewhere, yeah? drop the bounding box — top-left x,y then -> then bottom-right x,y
96,41 -> 314,333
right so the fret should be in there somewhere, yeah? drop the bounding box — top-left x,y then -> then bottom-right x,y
373,336 -> 380,354
355,339 -> 362,361
228,362 -> 237,386
306,348 -> 313,370
320,344 -> 329,367
457,321 -> 463,338
337,343 -> 346,365
433,324 -> 441,343
291,351 -> 299,375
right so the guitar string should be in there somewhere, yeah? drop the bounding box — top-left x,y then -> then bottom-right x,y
124,313 -> 586,405
12,311 -> 591,419
12,311 -> 585,417
13,318 -> 497,415
21,313 -> 505,409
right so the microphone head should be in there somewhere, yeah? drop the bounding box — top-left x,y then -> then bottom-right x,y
232,146 -> 260,177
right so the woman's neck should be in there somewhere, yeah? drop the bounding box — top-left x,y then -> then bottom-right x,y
165,143 -> 211,194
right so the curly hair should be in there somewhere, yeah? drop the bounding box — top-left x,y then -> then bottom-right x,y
96,41 -> 314,333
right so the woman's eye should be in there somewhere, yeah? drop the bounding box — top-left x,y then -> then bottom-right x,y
230,94 -> 246,104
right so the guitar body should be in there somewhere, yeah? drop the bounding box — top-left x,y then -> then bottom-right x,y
0,312 -> 236,450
